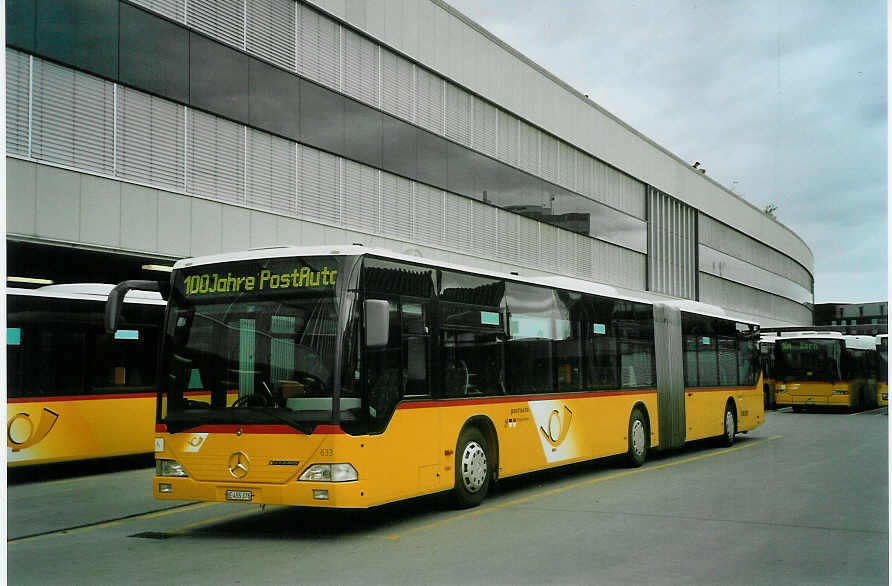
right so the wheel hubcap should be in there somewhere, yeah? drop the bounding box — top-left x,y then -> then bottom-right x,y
461,441 -> 487,493
725,410 -> 734,440
631,419 -> 645,456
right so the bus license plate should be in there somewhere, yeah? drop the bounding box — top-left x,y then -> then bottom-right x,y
226,490 -> 253,502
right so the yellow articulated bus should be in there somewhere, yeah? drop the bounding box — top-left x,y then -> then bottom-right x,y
773,332 -> 878,412
7,285 -> 164,467
106,246 -> 763,509
877,334 -> 888,407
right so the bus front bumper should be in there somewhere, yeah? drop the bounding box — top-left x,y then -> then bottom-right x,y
154,475 -> 371,508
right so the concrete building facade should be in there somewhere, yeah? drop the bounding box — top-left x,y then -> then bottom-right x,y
6,0 -> 814,326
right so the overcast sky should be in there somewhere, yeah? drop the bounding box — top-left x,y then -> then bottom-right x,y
446,0 -> 887,305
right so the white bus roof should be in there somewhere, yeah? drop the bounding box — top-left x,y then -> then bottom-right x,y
773,332 -> 877,350
7,284 -> 164,304
174,245 -> 759,325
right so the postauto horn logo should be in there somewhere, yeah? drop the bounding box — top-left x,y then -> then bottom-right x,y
7,408 -> 59,451
540,405 -> 573,447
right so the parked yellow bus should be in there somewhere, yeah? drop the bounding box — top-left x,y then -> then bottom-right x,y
107,246 -> 764,509
774,332 -> 878,412
877,334 -> 888,407
7,285 -> 164,467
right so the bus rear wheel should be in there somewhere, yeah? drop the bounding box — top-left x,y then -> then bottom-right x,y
626,409 -> 648,467
452,427 -> 491,508
721,402 -> 736,446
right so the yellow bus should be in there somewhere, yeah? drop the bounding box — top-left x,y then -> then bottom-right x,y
7,285 -> 164,467
107,246 -> 764,509
877,334 -> 888,407
774,332 -> 878,412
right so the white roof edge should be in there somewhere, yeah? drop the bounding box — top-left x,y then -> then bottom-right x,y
7,284 -> 164,303
766,331 -> 877,349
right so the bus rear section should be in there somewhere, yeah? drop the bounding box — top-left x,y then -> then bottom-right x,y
774,334 -> 878,411
8,286 -> 163,467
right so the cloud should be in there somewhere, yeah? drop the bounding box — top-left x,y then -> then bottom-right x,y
447,0 -> 887,305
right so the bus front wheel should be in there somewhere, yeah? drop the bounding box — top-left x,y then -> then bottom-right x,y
626,409 -> 648,467
452,427 -> 491,508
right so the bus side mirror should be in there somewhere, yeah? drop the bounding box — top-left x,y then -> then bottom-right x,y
364,299 -> 390,348
105,280 -> 165,333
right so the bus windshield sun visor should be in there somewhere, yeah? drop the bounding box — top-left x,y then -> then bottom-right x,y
105,280 -> 169,333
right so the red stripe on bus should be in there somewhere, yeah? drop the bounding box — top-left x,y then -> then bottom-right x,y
397,389 -> 657,410
9,392 -> 157,403
153,423 -> 344,435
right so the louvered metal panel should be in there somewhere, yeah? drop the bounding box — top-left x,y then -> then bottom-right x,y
539,223 -> 558,270
343,29 -> 378,107
415,68 -> 444,134
117,87 -> 185,191
296,3 -> 340,90
187,109 -> 244,204
31,59 -> 115,175
517,121 -> 538,174
574,235 -> 592,278
699,213 -> 812,291
497,109 -> 518,166
413,183 -> 443,244
298,144 -> 340,224
130,0 -> 185,22
647,187 -> 696,300
6,49 -> 29,157
558,142 -> 575,191
539,133 -> 558,183
445,83 -> 472,147
516,214 -> 539,267
556,228 -> 575,276
472,202 -> 498,254
342,159 -> 379,233
381,49 -> 413,122
496,209 -> 517,263
246,128 -> 295,215
574,150 -> 592,198
472,96 -> 498,157
188,0 -> 244,50
445,195 -> 474,252
246,0 -> 295,71
379,172 -> 413,240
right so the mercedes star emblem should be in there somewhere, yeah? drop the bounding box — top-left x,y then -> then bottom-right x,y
228,451 -> 250,479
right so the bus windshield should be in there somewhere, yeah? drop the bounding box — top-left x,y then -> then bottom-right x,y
775,338 -> 843,383
160,256 -> 356,433
878,338 -> 887,384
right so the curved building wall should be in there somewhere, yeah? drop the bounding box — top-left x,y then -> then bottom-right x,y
5,0 -> 813,327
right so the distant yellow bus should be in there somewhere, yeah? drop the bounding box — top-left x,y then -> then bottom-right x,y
7,285 -> 164,467
108,246 -> 764,509
774,333 -> 878,412
877,335 -> 888,407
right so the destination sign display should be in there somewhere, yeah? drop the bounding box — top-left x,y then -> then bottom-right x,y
176,257 -> 339,299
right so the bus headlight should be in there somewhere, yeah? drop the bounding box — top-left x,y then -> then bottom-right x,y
156,459 -> 188,477
298,463 -> 357,482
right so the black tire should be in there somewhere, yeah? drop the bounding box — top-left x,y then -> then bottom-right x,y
791,405 -> 804,413
626,409 -> 648,467
452,427 -> 491,508
720,402 -> 736,446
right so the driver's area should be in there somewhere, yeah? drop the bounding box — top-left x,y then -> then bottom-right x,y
163,296 -> 337,418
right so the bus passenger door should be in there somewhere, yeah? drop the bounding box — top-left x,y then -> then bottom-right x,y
653,304 -> 685,449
